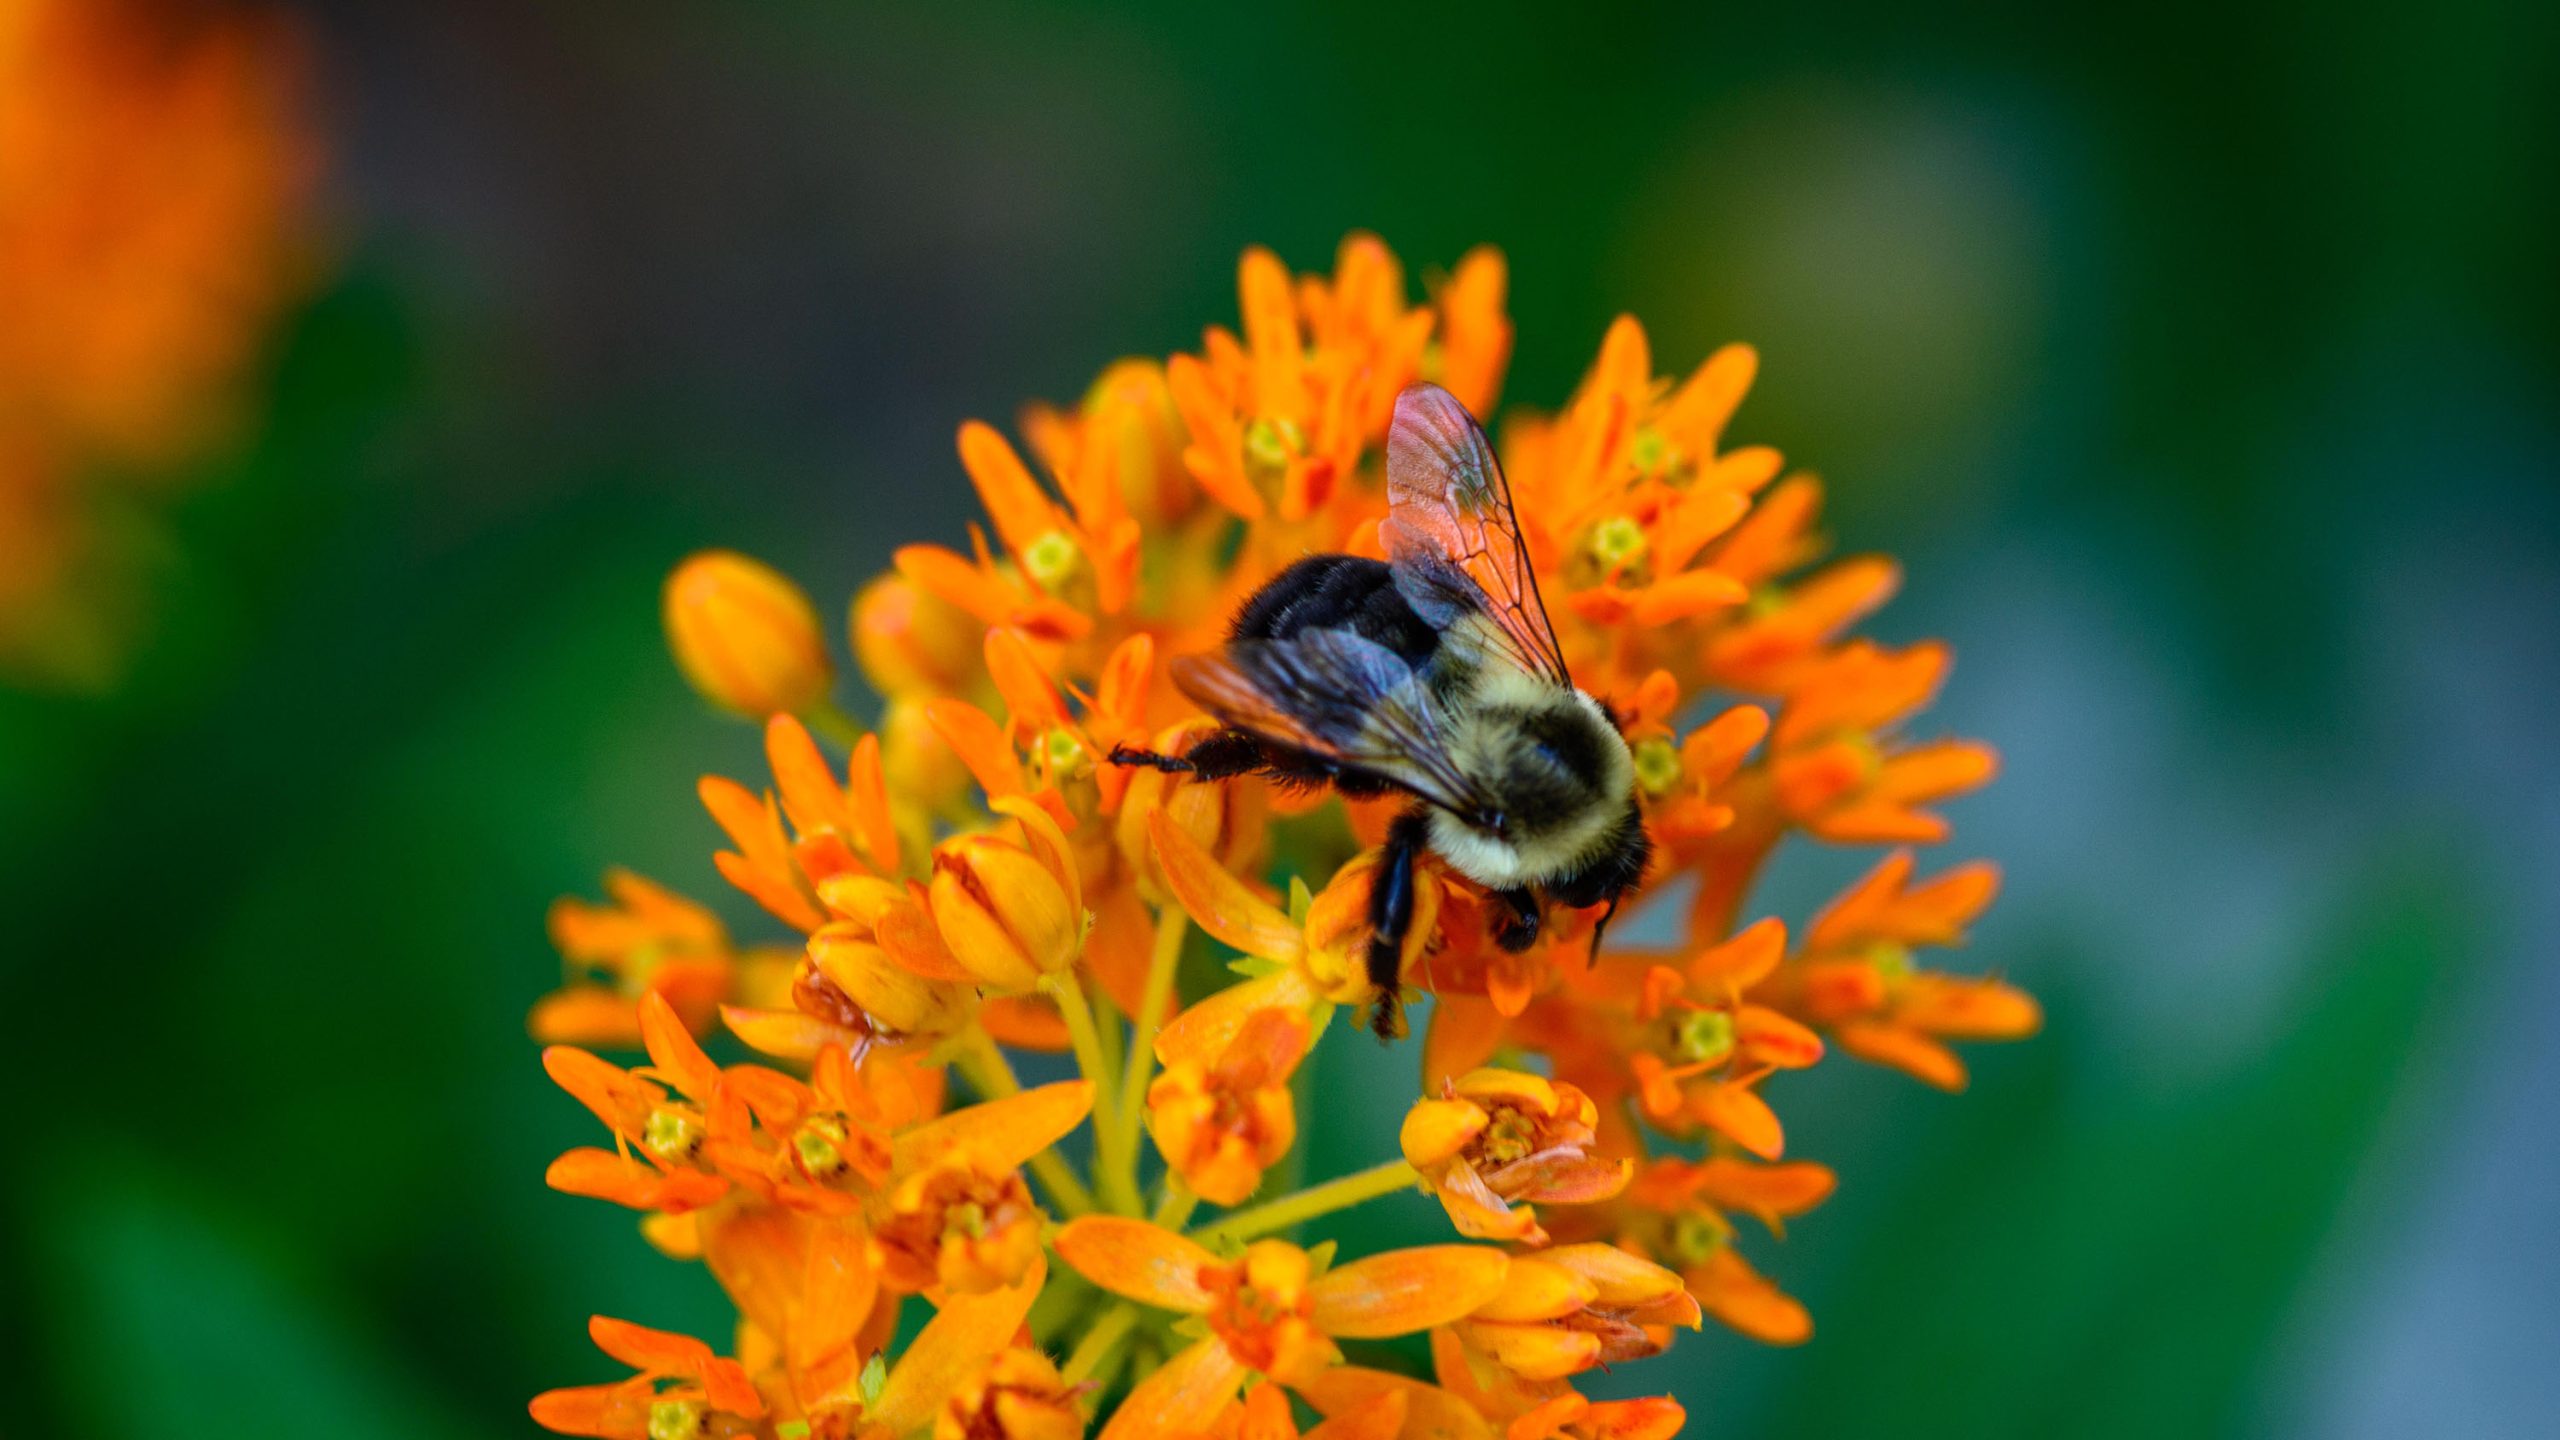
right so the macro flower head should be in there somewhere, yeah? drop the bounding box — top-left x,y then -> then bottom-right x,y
528,234 -> 2030,1435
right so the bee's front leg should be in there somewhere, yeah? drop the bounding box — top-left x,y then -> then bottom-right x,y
1491,887 -> 1540,952
1106,729 -> 1263,779
1363,806 -> 1433,1041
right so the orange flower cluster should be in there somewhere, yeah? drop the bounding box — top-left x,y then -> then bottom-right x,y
0,0 -> 318,689
531,235 -> 2035,1438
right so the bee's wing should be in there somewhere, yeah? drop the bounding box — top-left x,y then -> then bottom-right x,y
1171,631 -> 1499,824
1383,382 -> 1571,686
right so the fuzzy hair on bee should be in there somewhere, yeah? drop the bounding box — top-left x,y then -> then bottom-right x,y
1110,382 -> 1652,1041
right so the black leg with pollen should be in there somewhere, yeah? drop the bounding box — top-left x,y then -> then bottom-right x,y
1364,806 -> 1434,1041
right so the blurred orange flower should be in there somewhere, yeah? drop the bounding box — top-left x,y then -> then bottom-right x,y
0,0 -> 317,688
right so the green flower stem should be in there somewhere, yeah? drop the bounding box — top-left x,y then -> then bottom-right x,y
1046,972 -> 1138,1213
1092,975 -> 1125,1082
801,698 -> 870,751
1151,1177 -> 1200,1230
1114,910 -> 1189,1179
955,1026 -> 1094,1217
1060,1301 -> 1141,1388
1187,1159 -> 1423,1248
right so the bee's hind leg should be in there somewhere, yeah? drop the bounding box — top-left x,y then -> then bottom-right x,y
1106,728 -> 1263,779
1363,806 -> 1432,1042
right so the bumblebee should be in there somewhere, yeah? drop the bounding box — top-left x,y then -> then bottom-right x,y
1112,382 -> 1650,1039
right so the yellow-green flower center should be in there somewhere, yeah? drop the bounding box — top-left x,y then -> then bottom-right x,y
1242,416 -> 1303,479
1589,514 -> 1650,579
1478,1105 -> 1541,1166
1040,727 -> 1088,777
1024,529 -> 1083,589
1667,1210 -> 1732,1265
648,1398 -> 705,1440
1632,737 -> 1683,798
944,1199 -> 988,1240
642,1107 -> 703,1163
1868,942 -> 1914,982
1671,1008 -> 1736,1067
794,1115 -> 848,1177
1629,426 -> 1672,473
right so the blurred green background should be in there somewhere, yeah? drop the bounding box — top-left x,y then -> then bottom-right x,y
4,2 -> 2555,1435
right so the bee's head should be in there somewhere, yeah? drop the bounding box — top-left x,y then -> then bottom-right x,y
1547,800 -> 1650,913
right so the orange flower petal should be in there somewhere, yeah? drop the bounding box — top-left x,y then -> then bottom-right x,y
1400,1098 -> 1489,1171
1900,974 -> 2042,1039
1099,1337 -> 1248,1440
1422,996 -> 1507,1091
1693,1247 -> 1811,1345
926,697 -> 1026,801
1580,1398 -> 1687,1440
958,419 -> 1069,564
986,625 -> 1074,734
1835,1021 -> 1969,1090
527,1382 -> 636,1436
1053,1216 -> 1221,1313
1459,1320 -> 1600,1382
1470,1256 -> 1597,1323
1302,1389 -> 1411,1440
1737,1005 -> 1826,1069
1307,1245 -> 1510,1338
1300,1365 -> 1497,1440
894,1079 -> 1093,1176
1694,1081 -> 1785,1159
637,990 -> 722,1101
870,1254 -> 1047,1431
1690,915 -> 1787,990
845,731 -> 899,873
1536,1244 -> 1689,1309
1155,970 -> 1316,1070
1629,568 -> 1750,625
588,1314 -> 713,1373
1149,808 -> 1303,962
979,994 -> 1073,1051
1690,1157 -> 1836,1226
717,1004 -> 853,1062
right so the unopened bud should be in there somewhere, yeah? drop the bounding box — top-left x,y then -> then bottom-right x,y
663,550 -> 832,716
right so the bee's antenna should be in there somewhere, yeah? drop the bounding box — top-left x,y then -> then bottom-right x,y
1588,893 -> 1623,963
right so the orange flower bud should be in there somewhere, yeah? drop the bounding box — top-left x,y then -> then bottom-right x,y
935,1347 -> 1084,1440
927,811 -> 1084,992
853,571 -> 984,698
662,549 -> 832,716
805,925 -> 969,1039
880,693 -> 973,821
1080,358 -> 1191,524
1458,1243 -> 1700,1380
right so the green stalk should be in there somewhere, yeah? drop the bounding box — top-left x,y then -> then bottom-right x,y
1046,973 -> 1139,1213
1187,1159 -> 1422,1248
1113,910 -> 1189,1179
801,697 -> 869,751
1060,1301 -> 1141,1388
